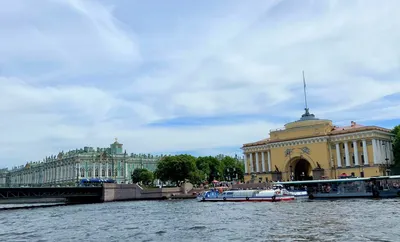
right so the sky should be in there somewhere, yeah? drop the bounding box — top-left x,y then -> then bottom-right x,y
1,0 -> 400,168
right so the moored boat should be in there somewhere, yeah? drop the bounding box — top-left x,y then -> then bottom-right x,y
197,188 -> 295,202
276,175 -> 400,199
272,184 -> 308,198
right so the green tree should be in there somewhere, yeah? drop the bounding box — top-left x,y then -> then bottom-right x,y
220,156 -> 244,181
196,156 -> 223,183
154,154 -> 197,186
392,125 -> 400,167
131,168 -> 154,185
188,169 -> 205,185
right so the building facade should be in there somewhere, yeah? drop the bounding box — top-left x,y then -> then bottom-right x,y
7,139 -> 163,187
242,108 -> 395,183
0,168 -> 9,187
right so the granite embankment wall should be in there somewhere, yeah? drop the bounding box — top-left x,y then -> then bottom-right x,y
102,183 -> 201,202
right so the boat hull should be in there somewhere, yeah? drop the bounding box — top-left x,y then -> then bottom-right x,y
309,190 -> 400,199
197,196 -> 295,202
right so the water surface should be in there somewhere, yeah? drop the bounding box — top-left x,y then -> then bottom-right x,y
1,199 -> 399,242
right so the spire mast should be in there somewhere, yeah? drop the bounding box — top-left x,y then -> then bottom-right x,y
302,70 -> 308,111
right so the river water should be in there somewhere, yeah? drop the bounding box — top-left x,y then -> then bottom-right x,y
1,199 -> 399,242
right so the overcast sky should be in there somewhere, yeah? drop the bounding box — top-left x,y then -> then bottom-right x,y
1,0 -> 400,168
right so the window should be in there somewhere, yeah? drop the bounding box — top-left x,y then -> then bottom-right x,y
80,168 -> 84,177
360,142 -> 363,147
361,155 -> 365,164
351,143 -> 354,148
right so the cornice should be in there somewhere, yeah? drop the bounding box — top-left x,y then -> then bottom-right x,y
243,136 -> 329,153
243,130 -> 394,153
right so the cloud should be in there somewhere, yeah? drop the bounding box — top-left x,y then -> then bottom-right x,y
1,0 -> 400,168
0,0 -> 140,81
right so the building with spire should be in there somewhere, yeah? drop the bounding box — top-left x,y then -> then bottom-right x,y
241,73 -> 395,183
7,139 -> 164,187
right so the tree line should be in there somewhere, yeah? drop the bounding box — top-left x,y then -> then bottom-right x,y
131,154 -> 244,186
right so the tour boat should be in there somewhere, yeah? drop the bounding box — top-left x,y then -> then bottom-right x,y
276,175 -> 400,199
197,188 -> 295,202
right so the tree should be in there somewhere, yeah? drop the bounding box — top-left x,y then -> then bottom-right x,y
188,169 -> 205,185
131,168 -> 154,185
154,154 -> 197,186
196,156 -> 223,183
392,125 -> 400,167
220,156 -> 244,181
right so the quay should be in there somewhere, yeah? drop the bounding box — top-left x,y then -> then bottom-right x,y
0,183 -> 202,206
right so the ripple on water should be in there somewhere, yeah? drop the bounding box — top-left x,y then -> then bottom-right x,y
1,199 -> 400,242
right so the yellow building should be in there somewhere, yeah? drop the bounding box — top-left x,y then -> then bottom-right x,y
242,108 -> 395,183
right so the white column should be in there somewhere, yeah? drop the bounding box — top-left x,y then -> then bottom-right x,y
106,163 -> 109,178
353,140 -> 359,166
255,152 -> 260,172
77,163 -> 81,178
261,152 -> 266,172
51,167 -> 54,182
378,140 -> 383,164
243,154 -> 248,174
335,143 -> 342,167
372,139 -> 378,164
344,141 -> 350,167
93,163 -> 96,178
250,153 -> 254,172
64,165 -> 67,180
379,140 -> 384,163
267,150 -> 271,172
125,163 -> 128,180
362,139 -> 369,165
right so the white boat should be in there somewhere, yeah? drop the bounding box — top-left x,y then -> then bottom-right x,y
272,184 -> 308,198
197,188 -> 295,202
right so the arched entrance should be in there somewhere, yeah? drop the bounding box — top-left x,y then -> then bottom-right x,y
290,158 -> 312,181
